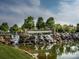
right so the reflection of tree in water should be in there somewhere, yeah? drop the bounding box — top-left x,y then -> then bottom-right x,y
37,44 -> 47,59
65,42 -> 78,54
58,44 -> 64,55
47,43 -> 65,59
37,44 -> 64,59
37,44 -> 58,59
48,44 -> 58,59
37,42 -> 78,59
37,50 -> 46,59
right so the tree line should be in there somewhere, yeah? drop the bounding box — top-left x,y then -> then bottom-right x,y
0,16 -> 79,33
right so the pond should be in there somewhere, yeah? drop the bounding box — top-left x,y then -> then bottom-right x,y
19,41 -> 79,59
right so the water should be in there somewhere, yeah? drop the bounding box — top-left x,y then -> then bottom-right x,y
19,41 -> 79,59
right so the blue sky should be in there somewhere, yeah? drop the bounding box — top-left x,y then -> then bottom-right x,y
0,0 -> 79,26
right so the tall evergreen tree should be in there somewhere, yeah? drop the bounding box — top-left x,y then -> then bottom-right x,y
46,17 -> 55,30
62,24 -> 70,33
10,24 -> 19,33
76,23 -> 79,32
22,16 -> 35,30
0,22 -> 9,32
36,17 -> 45,30
55,24 -> 63,32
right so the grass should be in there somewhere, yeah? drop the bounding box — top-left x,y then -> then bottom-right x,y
0,44 -> 34,59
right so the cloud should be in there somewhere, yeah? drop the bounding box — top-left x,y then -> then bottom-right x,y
0,0 -> 55,27
56,0 -> 79,25
29,0 -> 40,6
0,0 -> 79,27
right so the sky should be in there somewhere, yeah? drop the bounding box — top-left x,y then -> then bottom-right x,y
0,0 -> 79,26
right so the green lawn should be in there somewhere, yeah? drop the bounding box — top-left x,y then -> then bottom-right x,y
0,44 -> 34,59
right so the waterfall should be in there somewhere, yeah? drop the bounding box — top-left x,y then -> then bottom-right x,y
48,35 -> 53,42
40,35 -> 44,41
11,34 -> 19,47
35,35 -> 38,44
44,35 -> 53,43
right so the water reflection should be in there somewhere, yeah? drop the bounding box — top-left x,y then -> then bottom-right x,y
20,42 -> 79,59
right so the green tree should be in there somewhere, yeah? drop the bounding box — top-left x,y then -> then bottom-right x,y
0,22 -> 9,32
36,17 -> 46,30
76,23 -> 79,32
68,25 -> 76,33
63,24 -> 76,33
10,24 -> 19,33
22,16 -> 35,30
46,17 -> 55,30
55,24 -> 63,32
62,24 -> 70,33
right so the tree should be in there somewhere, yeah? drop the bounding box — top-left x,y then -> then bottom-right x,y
0,22 -> 9,32
62,24 -> 69,33
68,25 -> 76,33
63,24 -> 76,33
36,17 -> 46,30
76,23 -> 79,32
10,24 -> 19,33
55,24 -> 63,32
46,17 -> 55,30
22,16 -> 35,30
